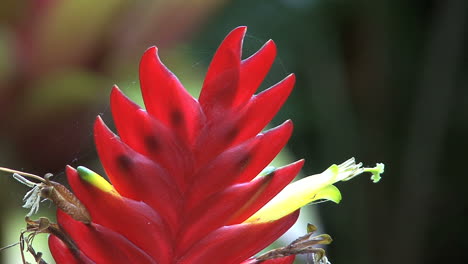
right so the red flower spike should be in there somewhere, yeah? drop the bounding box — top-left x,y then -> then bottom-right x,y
45,27 -> 358,264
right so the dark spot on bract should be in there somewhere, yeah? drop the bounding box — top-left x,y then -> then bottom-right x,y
237,153 -> 252,172
145,135 -> 160,152
116,155 -> 132,171
225,126 -> 239,142
170,109 -> 184,127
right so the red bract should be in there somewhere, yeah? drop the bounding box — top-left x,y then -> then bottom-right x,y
49,26 -> 301,264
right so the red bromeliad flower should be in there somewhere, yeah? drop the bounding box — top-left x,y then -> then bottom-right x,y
16,26 -> 382,264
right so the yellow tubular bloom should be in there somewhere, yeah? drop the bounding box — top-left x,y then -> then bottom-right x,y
245,157 -> 384,223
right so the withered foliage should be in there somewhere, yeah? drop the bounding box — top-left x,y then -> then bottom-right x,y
254,224 -> 332,264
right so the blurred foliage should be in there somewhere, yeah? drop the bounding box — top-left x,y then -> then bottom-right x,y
1,0 -> 468,263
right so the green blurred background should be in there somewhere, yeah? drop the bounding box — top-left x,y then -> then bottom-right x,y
1,0 -> 467,263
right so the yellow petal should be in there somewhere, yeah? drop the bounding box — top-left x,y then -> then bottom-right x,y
77,166 -> 117,194
245,177 -> 341,223
314,184 -> 342,203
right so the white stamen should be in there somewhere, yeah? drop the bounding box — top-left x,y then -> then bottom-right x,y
13,173 -> 37,188
11,173 -> 44,216
22,185 -> 42,216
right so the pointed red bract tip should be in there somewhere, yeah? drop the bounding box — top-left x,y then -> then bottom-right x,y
235,39 -> 278,108
199,26 -> 247,115
139,45 -> 202,144
230,74 -> 296,146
